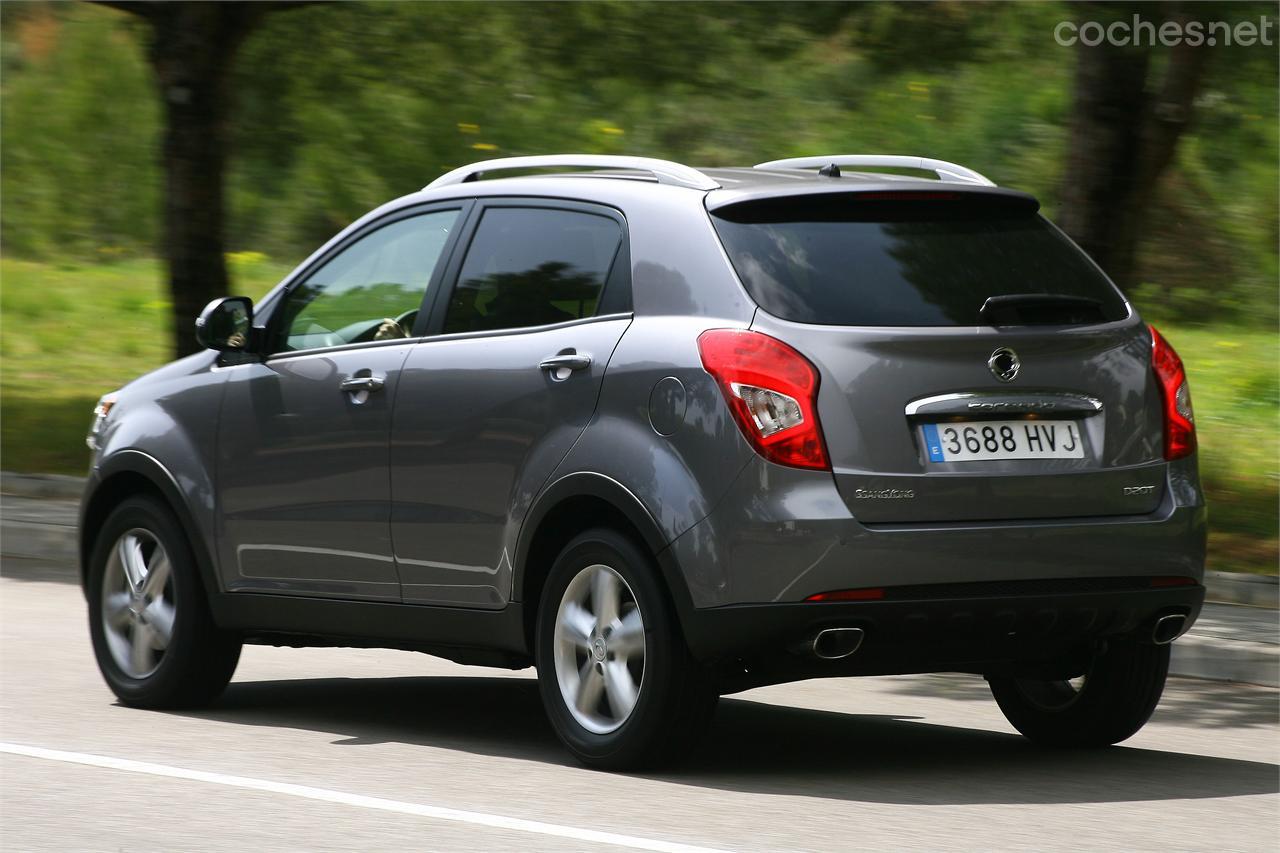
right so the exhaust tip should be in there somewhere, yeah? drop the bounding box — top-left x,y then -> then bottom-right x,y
1152,613 -> 1187,645
811,627 -> 865,660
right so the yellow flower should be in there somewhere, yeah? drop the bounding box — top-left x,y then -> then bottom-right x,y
225,251 -> 267,266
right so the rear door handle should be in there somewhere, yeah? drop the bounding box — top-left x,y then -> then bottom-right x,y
539,353 -> 592,374
339,375 -> 385,393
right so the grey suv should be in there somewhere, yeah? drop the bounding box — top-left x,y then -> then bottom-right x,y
81,154 -> 1205,769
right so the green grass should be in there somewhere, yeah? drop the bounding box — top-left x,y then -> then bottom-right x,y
1155,325 -> 1279,574
0,256 -> 289,473
2,258 -> 1276,573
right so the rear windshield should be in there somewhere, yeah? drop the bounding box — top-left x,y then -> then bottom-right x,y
711,196 -> 1128,326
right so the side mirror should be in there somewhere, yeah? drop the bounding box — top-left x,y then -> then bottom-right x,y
195,296 -> 254,351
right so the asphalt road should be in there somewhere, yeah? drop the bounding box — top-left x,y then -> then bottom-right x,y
2,556 -> 1277,852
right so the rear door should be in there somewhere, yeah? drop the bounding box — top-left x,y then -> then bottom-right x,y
711,191 -> 1166,523
390,200 -> 632,606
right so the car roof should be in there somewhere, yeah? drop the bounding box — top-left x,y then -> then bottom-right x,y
378,155 -> 1037,222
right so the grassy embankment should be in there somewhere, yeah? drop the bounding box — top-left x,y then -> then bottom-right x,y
2,256 -> 1275,573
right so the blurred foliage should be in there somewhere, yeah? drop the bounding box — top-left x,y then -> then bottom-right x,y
1,1 -> 1275,326
1,3 -> 159,256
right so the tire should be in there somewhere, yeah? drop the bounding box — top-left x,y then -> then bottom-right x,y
87,495 -> 242,709
535,527 -> 717,770
987,638 -> 1170,747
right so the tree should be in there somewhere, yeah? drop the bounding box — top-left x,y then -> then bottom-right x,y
98,2 -> 307,356
1057,2 -> 1210,290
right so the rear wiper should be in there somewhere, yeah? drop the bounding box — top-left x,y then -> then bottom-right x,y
979,294 -> 1105,326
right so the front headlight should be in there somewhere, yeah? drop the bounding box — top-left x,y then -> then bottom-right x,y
86,392 -> 119,451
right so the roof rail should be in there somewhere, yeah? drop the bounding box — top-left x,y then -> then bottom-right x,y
426,155 -> 720,192
753,155 -> 995,187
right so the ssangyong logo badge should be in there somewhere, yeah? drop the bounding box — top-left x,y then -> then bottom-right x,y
855,488 -> 915,500
988,347 -> 1020,383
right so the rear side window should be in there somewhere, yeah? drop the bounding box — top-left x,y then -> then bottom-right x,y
443,207 -> 623,334
711,196 -> 1128,326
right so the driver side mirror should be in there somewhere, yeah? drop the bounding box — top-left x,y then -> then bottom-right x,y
195,296 -> 254,351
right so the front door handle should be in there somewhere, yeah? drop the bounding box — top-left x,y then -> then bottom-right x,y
339,374 -> 385,393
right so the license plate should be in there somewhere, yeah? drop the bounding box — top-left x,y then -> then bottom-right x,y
921,420 -> 1084,462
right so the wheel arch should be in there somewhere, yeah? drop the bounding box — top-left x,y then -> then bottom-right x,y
79,451 -> 221,603
514,472 -> 695,650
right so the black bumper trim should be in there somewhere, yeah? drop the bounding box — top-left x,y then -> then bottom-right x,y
682,585 -> 1205,672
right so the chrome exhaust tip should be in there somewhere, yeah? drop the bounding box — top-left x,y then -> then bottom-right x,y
810,627 -> 865,660
1152,613 -> 1187,645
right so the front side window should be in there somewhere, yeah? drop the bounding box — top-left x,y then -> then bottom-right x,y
443,207 -> 622,334
277,209 -> 460,352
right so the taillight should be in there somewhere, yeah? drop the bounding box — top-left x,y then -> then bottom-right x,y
1149,324 -> 1196,460
697,329 -> 830,471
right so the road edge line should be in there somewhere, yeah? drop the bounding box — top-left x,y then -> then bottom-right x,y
0,741 -> 731,853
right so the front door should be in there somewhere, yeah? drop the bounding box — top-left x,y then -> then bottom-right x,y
216,205 -> 465,600
390,201 -> 632,607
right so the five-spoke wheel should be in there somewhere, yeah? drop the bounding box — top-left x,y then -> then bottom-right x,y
536,528 -> 717,770
101,529 -> 177,679
553,563 -> 646,734
88,496 -> 241,708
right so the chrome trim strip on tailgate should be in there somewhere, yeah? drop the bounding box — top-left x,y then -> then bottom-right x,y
905,391 -> 1103,418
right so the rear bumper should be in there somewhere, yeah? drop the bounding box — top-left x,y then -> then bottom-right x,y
683,583 -> 1205,683
666,454 -> 1206,680
666,456 -> 1207,609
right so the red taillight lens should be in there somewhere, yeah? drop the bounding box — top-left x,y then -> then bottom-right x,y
1148,324 -> 1196,460
697,329 -> 830,471
805,587 -> 885,602
1149,576 -> 1197,588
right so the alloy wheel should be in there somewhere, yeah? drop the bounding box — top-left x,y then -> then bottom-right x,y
101,528 -> 176,679
552,563 -> 646,734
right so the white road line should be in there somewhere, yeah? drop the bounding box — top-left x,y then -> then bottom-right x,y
0,742 -> 731,853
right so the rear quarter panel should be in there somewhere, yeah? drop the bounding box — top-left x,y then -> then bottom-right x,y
529,188 -> 760,603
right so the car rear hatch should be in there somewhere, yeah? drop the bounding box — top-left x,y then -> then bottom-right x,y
708,187 -> 1167,524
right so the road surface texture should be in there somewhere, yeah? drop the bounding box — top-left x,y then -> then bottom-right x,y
2,555 -> 1277,852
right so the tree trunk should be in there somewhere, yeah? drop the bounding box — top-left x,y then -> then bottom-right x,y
147,6 -> 262,356
1058,28 -> 1150,289
99,2 -> 274,356
1058,3 -> 1209,290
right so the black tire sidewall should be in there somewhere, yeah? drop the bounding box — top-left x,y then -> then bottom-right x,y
989,639 -> 1170,747
535,528 -> 694,768
86,495 -> 232,707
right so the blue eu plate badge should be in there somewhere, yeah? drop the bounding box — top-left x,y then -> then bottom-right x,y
922,423 -> 946,463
